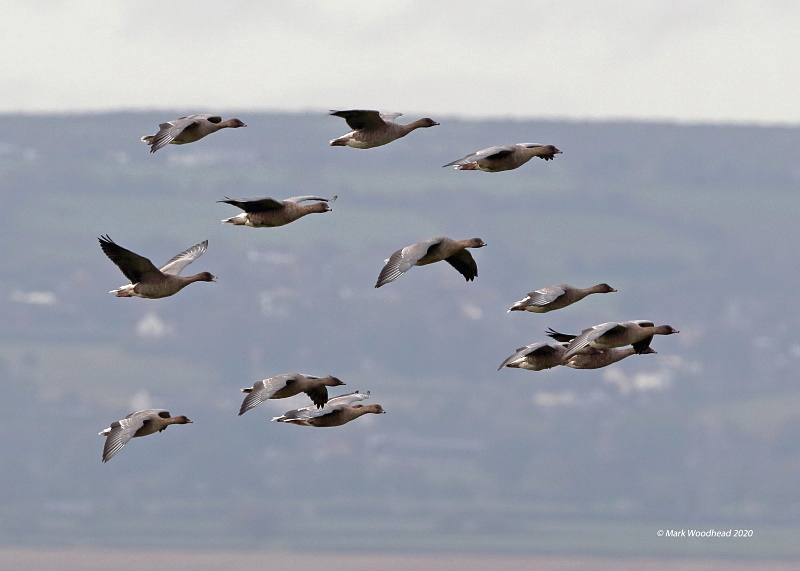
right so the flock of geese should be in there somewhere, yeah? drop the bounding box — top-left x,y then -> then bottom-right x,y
96,110 -> 678,462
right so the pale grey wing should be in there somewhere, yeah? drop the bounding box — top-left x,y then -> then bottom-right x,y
443,146 -> 516,167
324,391 -> 370,408
100,409 -> 165,462
375,238 -> 443,287
272,391 -> 369,422
148,116 -> 204,152
563,322 -> 621,358
378,111 -> 403,123
498,342 -> 558,370
525,285 -> 567,307
159,240 -> 208,276
185,114 -> 220,122
627,319 -> 655,328
238,373 -> 302,416
283,195 -> 338,204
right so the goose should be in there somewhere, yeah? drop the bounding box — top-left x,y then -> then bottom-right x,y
566,346 -> 657,369
99,236 -> 216,299
272,391 -> 385,427
238,373 -> 345,415
219,195 -> 337,228
443,143 -> 561,172
508,283 -> 616,313
99,409 -> 192,462
558,320 -> 679,360
329,109 -> 439,149
497,342 -> 568,371
375,236 -> 486,288
141,114 -> 247,153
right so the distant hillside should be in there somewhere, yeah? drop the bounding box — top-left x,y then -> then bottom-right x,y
1,112 -> 799,558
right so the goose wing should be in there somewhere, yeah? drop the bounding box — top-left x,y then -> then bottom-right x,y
218,197 -> 285,212
148,115 -> 219,153
375,238 -> 444,288
238,373 -> 305,416
100,409 -> 168,462
329,110 -> 387,130
159,240 -> 208,276
272,391 -> 370,422
99,235 -> 162,283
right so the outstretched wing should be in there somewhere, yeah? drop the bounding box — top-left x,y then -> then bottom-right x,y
283,195 -> 337,204
563,322 -> 623,359
272,391 -> 370,422
442,146 -> 516,168
100,409 -> 167,462
497,343 -> 562,371
444,250 -> 479,282
375,238 -> 443,288
99,235 -> 161,283
238,373 -> 302,416
524,285 -> 567,307
159,240 -> 208,276
218,197 -> 285,212
148,115 -> 217,153
329,109 -> 387,130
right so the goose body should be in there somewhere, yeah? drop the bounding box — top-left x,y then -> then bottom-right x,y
99,236 -> 216,299
141,114 -> 247,153
238,373 -> 345,415
508,283 -> 616,313
497,342 -> 568,371
99,409 -> 192,462
560,320 -> 679,360
329,109 -> 439,149
375,236 -> 486,288
272,391 -> 385,427
219,195 -> 336,228
565,346 -> 657,369
444,143 -> 561,172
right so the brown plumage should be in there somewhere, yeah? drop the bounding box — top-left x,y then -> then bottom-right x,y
497,342 -> 568,371
558,320 -> 679,359
329,109 -> 439,149
508,283 -> 616,313
99,409 -> 192,462
99,235 -> 216,299
565,346 -> 657,369
238,373 -> 345,415
141,114 -> 247,153
219,195 -> 337,228
272,392 -> 385,427
444,143 -> 562,172
375,236 -> 487,288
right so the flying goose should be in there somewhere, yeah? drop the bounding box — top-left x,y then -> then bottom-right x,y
272,391 -> 385,427
557,320 -> 679,360
99,236 -> 216,299
99,409 -> 192,462
444,143 -> 561,172
497,342 -> 568,371
508,283 -> 616,313
329,109 -> 439,149
141,114 -> 247,153
375,236 -> 486,288
219,195 -> 337,228
238,373 -> 345,415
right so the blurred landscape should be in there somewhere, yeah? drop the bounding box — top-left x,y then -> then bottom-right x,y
1,111 -> 799,562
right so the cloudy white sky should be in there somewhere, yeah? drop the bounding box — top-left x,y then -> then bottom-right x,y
5,1 -> 799,124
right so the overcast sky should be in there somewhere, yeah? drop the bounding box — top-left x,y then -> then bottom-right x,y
5,1 -> 799,124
